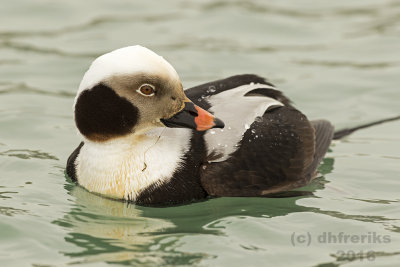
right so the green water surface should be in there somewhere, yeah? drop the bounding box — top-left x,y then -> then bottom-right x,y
1,0 -> 399,266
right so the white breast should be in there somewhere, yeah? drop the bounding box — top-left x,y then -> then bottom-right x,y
204,83 -> 283,162
75,128 -> 191,201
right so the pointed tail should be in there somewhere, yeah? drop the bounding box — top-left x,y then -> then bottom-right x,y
333,115 -> 400,140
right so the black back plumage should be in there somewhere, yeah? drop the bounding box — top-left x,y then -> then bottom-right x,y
200,106 -> 318,196
186,74 -> 292,109
185,74 -> 334,197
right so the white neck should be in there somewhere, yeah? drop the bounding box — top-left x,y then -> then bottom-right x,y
75,128 -> 192,201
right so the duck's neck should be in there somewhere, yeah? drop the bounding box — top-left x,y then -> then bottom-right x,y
76,128 -> 192,201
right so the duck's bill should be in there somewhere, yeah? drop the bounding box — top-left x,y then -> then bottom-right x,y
161,101 -> 224,131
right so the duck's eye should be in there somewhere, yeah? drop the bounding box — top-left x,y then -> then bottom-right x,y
137,84 -> 155,96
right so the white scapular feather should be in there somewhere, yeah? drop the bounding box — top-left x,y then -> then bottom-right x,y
204,83 -> 284,162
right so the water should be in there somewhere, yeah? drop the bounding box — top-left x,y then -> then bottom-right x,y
1,0 -> 400,266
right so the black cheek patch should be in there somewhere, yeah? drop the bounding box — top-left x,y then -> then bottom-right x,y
75,84 -> 139,141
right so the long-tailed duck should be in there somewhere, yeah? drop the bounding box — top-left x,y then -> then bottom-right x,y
65,45 -> 366,205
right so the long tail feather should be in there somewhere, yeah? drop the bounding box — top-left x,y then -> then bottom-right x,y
333,115 -> 400,140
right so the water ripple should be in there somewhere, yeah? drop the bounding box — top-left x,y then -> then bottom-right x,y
349,198 -> 399,205
196,1 -> 322,18
294,59 -> 400,69
314,208 -> 394,224
0,82 -> 75,98
0,149 -> 59,161
0,40 -> 97,58
0,191 -> 18,199
345,10 -> 400,37
161,40 -> 327,53
195,0 -> 390,18
0,13 -> 181,39
0,206 -> 28,216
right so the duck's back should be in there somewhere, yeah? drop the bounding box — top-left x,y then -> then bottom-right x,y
186,74 -> 334,197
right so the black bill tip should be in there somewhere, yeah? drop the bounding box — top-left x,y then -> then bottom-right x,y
213,117 -> 225,129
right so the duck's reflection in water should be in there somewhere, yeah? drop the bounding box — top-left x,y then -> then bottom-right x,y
55,185 -> 195,265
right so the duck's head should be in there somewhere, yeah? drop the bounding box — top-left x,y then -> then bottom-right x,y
74,45 -> 224,142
